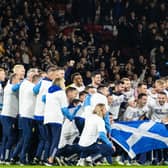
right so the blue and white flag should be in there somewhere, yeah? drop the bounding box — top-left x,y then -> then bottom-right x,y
111,120 -> 168,158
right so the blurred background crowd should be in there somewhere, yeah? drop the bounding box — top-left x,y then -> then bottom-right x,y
0,0 -> 168,85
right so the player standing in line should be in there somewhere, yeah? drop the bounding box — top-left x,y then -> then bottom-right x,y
12,64 -> 25,81
124,93 -> 149,121
33,67 -> 63,164
11,68 -> 39,165
68,72 -> 85,92
121,78 -> 134,100
148,91 -> 168,165
122,93 -> 149,165
0,68 -> 6,144
88,71 -> 102,89
108,81 -> 126,121
0,73 -> 20,163
43,77 -> 68,166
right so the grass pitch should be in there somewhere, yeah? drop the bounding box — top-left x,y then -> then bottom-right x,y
0,166 -> 166,168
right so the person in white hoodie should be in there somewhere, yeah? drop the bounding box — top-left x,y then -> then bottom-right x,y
43,77 -> 68,166
11,68 -> 39,165
0,73 -> 20,163
33,67 -> 64,164
81,84 -> 109,126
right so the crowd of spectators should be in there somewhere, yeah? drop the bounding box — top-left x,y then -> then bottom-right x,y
0,0 -> 168,85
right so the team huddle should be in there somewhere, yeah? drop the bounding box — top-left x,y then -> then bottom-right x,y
0,64 -> 168,166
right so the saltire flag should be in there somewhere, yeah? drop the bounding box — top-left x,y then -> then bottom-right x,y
111,120 -> 168,158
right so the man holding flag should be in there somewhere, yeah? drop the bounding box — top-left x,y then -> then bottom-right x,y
111,91 -> 168,165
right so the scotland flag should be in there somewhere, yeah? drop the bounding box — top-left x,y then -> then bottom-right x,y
111,120 -> 168,158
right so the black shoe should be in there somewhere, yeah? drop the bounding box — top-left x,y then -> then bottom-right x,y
10,158 -> 17,164
32,157 -> 40,165
152,159 -> 158,165
5,159 -> 11,165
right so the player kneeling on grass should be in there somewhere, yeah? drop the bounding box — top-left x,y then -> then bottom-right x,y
77,103 -> 115,166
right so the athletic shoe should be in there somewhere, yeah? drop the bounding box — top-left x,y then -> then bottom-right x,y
151,159 -> 159,165
55,157 -> 62,166
5,160 -> 11,165
59,157 -> 68,166
10,158 -> 17,165
115,160 -> 124,165
85,156 -> 93,166
144,161 -> 151,165
43,161 -> 54,166
19,161 -> 28,166
32,157 -> 40,165
131,160 -> 141,166
76,158 -> 86,166
163,161 -> 168,165
124,160 -> 131,166
0,160 -> 5,164
114,156 -> 124,165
